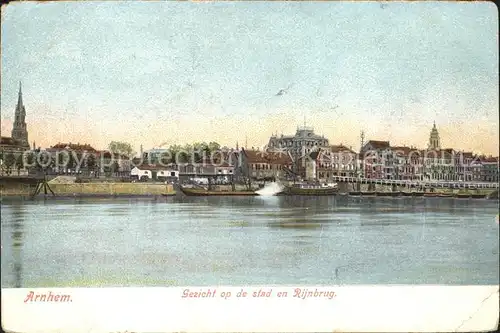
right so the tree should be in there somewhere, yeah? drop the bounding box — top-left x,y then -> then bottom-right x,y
67,153 -> 76,172
87,154 -> 96,171
35,152 -> 54,173
4,153 -> 16,174
208,142 -> 220,153
24,152 -> 36,173
168,144 -> 183,164
15,154 -> 24,175
111,161 -> 120,175
108,141 -> 134,157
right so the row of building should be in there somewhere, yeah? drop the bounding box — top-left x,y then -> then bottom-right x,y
1,82 -> 499,183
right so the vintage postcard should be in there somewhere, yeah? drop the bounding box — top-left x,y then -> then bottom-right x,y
1,1 -> 499,332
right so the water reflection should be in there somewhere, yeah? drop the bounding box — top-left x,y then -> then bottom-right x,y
1,196 -> 498,287
10,204 -> 25,288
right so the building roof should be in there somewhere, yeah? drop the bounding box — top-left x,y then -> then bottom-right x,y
133,164 -> 175,171
364,140 -> 391,150
50,143 -> 97,152
242,149 -> 293,165
391,146 -> 412,156
473,155 -> 499,164
0,136 -> 16,146
482,156 -> 499,163
329,144 -> 356,154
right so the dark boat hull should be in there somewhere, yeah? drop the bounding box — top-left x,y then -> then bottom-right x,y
376,192 -> 401,197
282,187 -> 338,196
180,187 -> 258,196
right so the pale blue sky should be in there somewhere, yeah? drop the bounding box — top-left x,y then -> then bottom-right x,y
1,1 -> 498,154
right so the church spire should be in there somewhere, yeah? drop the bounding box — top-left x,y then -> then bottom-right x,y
18,81 -> 23,108
428,121 -> 440,150
11,81 -> 29,148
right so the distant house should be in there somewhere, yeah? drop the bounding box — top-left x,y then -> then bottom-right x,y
360,140 -> 392,179
130,165 -> 179,181
0,136 -> 30,155
479,156 -> 499,183
46,143 -> 131,176
46,142 -> 98,174
328,145 -> 358,177
296,145 -> 359,181
390,146 -> 424,180
240,148 -> 293,181
176,149 -> 242,183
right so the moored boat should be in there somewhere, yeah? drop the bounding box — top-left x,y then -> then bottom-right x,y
376,192 -> 401,197
282,183 -> 338,196
455,193 -> 471,199
180,186 -> 258,196
470,194 -> 487,199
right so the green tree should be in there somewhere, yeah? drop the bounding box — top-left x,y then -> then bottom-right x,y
67,153 -> 76,171
15,154 -> 24,175
208,142 -> 221,153
192,142 -> 207,162
108,141 -> 134,157
111,161 -> 120,175
4,153 -> 16,174
24,152 -> 36,170
35,152 -> 54,173
87,154 -> 96,171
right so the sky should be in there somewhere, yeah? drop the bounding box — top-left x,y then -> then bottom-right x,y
1,1 -> 498,155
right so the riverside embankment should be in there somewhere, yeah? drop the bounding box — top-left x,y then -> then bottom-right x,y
0,177 -> 175,198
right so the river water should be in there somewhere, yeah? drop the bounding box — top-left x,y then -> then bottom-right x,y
1,196 -> 498,287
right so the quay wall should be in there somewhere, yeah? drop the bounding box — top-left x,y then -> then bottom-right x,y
0,183 -> 34,196
1,182 -> 175,197
49,183 -> 175,196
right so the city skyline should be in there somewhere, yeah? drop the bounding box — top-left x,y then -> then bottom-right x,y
1,1 -> 498,155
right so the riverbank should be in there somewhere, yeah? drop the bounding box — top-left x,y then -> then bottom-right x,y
0,182 -> 175,198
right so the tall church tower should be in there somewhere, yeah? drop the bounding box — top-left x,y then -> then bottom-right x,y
11,81 -> 29,148
427,121 -> 440,150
